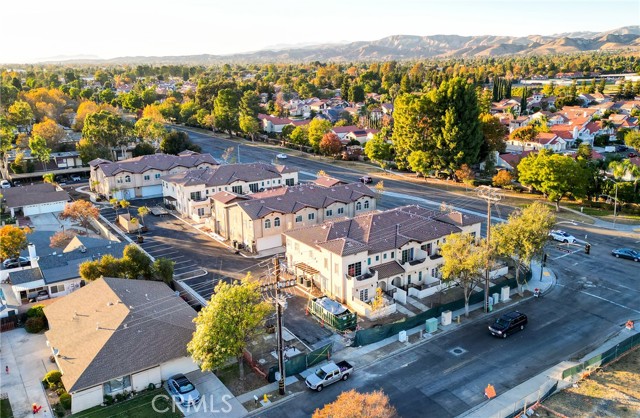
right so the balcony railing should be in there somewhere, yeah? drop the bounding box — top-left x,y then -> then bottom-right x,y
407,257 -> 427,266
346,271 -> 377,281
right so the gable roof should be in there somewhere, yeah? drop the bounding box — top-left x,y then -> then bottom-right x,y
44,278 -> 196,393
161,163 -> 296,188
237,182 -> 376,220
38,242 -> 127,284
285,205 -> 472,256
91,153 -> 218,176
314,176 -> 346,188
7,268 -> 44,286
2,183 -> 70,208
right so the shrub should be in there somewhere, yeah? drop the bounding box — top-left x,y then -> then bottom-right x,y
53,402 -> 65,417
148,383 -> 156,391
25,317 -> 46,333
44,370 -> 62,385
103,395 -> 114,406
60,393 -> 72,410
27,305 -> 46,318
56,388 -> 66,396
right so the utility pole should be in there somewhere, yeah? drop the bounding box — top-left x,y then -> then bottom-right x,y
475,186 -> 502,313
237,145 -> 240,164
273,257 -> 286,395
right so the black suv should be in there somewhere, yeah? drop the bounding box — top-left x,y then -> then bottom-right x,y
488,311 -> 528,338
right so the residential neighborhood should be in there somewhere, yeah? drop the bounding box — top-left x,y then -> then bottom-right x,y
2,6 -> 640,418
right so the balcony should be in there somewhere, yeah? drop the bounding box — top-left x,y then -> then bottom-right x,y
407,257 -> 427,266
345,270 -> 377,281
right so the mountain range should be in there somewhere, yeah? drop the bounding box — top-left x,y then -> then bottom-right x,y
45,26 -> 640,65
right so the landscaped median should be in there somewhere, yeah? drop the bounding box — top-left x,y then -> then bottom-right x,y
70,388 -> 182,418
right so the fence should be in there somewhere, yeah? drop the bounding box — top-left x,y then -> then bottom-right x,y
561,331 -> 640,379
0,315 -> 18,332
307,298 -> 358,332
352,276 -> 521,347
267,342 -> 333,382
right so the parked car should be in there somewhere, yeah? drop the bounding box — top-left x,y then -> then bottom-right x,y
2,257 -> 31,269
305,360 -> 353,392
71,175 -> 82,182
488,311 -> 528,338
167,374 -> 201,407
615,145 -> 628,153
549,230 -> 576,243
276,153 -> 287,159
629,152 -> 638,158
0,180 -> 11,188
611,248 -> 640,262
359,176 -> 373,184
29,290 -> 50,303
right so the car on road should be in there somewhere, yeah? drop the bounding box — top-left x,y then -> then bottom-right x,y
2,256 -> 31,269
488,311 -> 528,338
167,374 -> 201,407
305,360 -> 353,392
360,176 -> 373,184
0,180 -> 11,188
276,153 -> 287,159
549,230 -> 576,243
611,248 -> 640,262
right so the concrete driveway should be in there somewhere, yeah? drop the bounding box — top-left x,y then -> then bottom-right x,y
0,328 -> 56,417
165,370 -> 247,418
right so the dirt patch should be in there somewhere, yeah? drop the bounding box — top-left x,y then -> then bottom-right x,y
215,363 -> 267,397
541,347 -> 640,418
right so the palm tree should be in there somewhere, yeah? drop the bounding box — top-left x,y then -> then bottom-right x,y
609,160 -> 640,193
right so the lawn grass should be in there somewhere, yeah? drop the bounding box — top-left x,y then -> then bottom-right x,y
1,398 -> 14,418
71,389 -> 182,418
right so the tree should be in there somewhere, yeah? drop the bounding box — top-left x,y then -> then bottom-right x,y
132,142 -> 156,157
213,89 -> 239,137
624,130 -> 640,150
29,135 -> 51,171
77,137 -> 111,163
7,100 -> 34,128
312,389 -> 396,418
391,93 -> 426,170
59,200 -> 100,234
32,118 -> 65,149
119,199 -> 130,215
289,126 -> 309,149
134,117 -> 166,142
239,91 -> 261,140
122,244 -> 152,279
370,288 -> 385,311
517,150 -> 589,210
0,225 -> 31,260
510,126 -> 537,152
42,172 -> 56,184
609,160 -> 640,193
492,202 -> 555,295
307,119 -> 333,152
187,277 -> 271,379
137,206 -> 150,226
82,110 -> 131,150
153,258 -> 175,284
455,164 -> 475,186
160,130 -> 201,155
319,133 -> 342,156
364,129 -> 394,171
479,113 -> 508,162
49,230 -> 76,249
440,232 -> 487,317
492,170 -> 513,188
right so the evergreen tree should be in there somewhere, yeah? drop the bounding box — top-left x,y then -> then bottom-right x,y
390,93 -> 427,170
341,77 -> 350,102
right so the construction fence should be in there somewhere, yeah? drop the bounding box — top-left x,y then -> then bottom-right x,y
267,342 -> 333,383
352,276 -> 522,347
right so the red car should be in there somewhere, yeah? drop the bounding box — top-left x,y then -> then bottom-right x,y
629,152 -> 638,158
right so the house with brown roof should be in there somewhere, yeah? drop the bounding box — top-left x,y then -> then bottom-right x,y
258,114 -> 294,133
1,183 -> 70,217
89,151 -> 219,200
210,182 -> 376,254
44,277 -> 198,414
283,206 -> 482,312
507,132 -> 566,152
161,163 -> 298,221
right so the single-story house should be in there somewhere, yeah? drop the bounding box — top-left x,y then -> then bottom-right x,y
1,183 -> 70,217
44,277 -> 198,414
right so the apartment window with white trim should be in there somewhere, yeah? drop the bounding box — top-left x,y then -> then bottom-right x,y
264,219 -> 271,229
143,175 -> 150,181
337,207 -> 344,215
308,213 -> 315,220
359,289 -> 369,302
50,284 -> 64,294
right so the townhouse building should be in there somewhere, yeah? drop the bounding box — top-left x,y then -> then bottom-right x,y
161,163 -> 298,221
284,205 -> 482,311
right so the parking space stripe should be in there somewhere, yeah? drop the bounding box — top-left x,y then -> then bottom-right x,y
174,263 -> 198,269
150,250 -> 179,257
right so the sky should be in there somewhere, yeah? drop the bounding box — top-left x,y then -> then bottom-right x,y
1,0 -> 638,63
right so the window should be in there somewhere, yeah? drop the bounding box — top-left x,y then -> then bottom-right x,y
383,253 -> 387,259
334,263 -> 339,274
391,252 -> 394,259
274,217 -> 280,227
264,219 -> 271,229
123,175 -> 130,183
50,284 -> 64,294
143,175 -> 150,181
324,258 -> 328,269
103,375 -> 131,395
190,192 -> 201,201
197,208 -> 205,216
401,248 -> 414,263
367,258 -> 371,265
155,173 -> 161,179
116,178 -> 122,184
418,271 -> 423,281
421,243 -> 432,256
232,185 -> 243,194
286,178 -> 295,186
364,200 -> 369,209
359,289 -> 369,301
337,207 -> 344,215
295,215 -> 303,222
308,213 -> 315,220
356,202 -> 362,211
375,255 -> 379,261
249,183 -> 259,193
347,262 -> 362,277
326,209 -> 333,217
408,275 -> 412,284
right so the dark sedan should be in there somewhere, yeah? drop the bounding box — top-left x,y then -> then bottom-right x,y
611,248 -> 640,262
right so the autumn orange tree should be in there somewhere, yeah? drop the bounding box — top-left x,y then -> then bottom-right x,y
319,132 -> 342,157
492,170 -> 513,188
49,230 -> 77,249
312,389 -> 396,418
0,225 -> 31,260
59,200 -> 100,234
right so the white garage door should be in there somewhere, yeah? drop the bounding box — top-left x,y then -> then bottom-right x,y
23,201 -> 67,216
256,234 -> 283,252
141,185 -> 163,197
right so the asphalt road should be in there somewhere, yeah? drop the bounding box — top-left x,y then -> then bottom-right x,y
175,127 -> 640,417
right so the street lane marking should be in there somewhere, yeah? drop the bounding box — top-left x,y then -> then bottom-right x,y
551,248 -> 584,260
556,284 -> 640,314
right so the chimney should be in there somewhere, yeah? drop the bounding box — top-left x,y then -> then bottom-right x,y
27,243 -> 39,268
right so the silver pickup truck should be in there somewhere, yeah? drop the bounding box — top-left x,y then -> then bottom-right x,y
305,360 -> 353,392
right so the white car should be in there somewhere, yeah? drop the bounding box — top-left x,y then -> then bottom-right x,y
276,153 -> 287,159
549,230 -> 576,243
0,180 -> 11,188
71,175 -> 82,182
